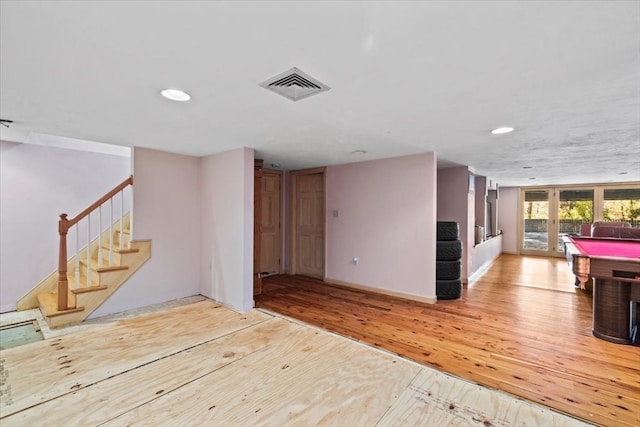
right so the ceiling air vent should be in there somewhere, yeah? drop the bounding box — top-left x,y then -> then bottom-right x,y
260,67 -> 330,102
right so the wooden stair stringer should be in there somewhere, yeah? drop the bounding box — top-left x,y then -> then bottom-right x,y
16,213 -> 131,311
45,239 -> 151,329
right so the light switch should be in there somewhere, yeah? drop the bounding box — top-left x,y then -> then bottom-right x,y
332,209 -> 339,218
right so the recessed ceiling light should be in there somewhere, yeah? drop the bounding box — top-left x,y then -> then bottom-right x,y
491,127 -> 514,135
522,166 -> 533,169
618,172 -> 628,175
271,163 -> 281,168
351,149 -> 367,155
161,89 -> 191,102
528,177 -> 536,180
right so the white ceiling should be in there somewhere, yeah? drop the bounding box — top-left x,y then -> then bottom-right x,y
1,1 -> 639,187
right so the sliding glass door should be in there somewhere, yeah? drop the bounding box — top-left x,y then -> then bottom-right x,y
555,189 -> 594,256
522,189 -> 551,255
520,184 -> 639,257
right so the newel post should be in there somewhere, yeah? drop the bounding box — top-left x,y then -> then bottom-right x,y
58,214 -> 70,311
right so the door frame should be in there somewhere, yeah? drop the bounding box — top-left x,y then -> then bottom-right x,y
518,183 -> 639,256
519,187 -> 556,257
552,187 -> 595,257
290,167 -> 326,278
261,168 -> 283,277
254,159 -> 264,295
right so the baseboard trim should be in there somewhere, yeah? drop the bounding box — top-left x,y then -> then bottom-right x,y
324,277 -> 437,305
1,303 -> 17,314
468,253 -> 502,284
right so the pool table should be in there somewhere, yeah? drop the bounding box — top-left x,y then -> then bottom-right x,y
563,235 -> 640,344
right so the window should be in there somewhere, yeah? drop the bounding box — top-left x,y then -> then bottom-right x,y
602,188 -> 640,226
557,189 -> 594,252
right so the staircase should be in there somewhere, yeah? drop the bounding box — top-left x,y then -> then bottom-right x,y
17,176 -> 151,329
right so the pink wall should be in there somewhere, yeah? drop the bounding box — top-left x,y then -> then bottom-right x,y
92,147 -> 201,317
325,153 -> 437,300
0,140 -> 131,313
498,187 -> 519,254
437,166 -> 474,280
200,147 -> 254,312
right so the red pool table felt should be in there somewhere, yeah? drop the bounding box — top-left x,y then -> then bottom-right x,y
570,237 -> 640,259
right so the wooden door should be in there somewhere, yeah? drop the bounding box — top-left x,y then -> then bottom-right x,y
293,171 -> 325,278
260,170 -> 281,277
253,159 -> 264,295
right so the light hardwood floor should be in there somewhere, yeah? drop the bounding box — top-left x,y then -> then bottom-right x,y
1,297 -> 588,426
256,254 -> 640,427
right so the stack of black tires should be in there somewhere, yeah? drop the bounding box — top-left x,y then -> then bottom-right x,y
436,221 -> 463,300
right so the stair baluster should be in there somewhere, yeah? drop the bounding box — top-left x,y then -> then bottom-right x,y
87,212 -> 92,288
127,186 -> 133,243
119,190 -> 124,249
109,198 -> 114,266
98,206 -> 103,269
74,223 -> 80,289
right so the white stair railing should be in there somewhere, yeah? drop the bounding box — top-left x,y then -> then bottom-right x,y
57,175 -> 133,311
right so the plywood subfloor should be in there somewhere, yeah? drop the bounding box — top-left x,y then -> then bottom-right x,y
0,299 -> 587,426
